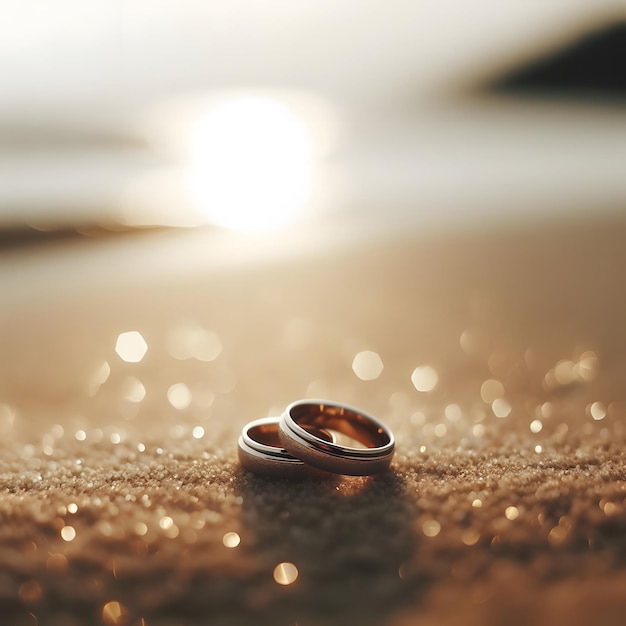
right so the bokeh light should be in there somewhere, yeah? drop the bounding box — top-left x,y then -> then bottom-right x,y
60,526 -> 76,542
115,331 -> 148,363
411,366 -> 438,392
273,562 -> 299,585
122,376 -> 146,403
102,600 -> 128,626
492,398 -> 512,418
422,520 -> 441,537
590,402 -> 606,421
480,379 -> 504,403
352,350 -> 384,381
505,506 -> 520,520
167,383 -> 192,410
223,532 -> 241,548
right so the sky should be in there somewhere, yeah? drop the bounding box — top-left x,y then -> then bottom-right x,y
1,1 -> 624,233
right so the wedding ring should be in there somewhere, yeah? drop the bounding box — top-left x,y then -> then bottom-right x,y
238,417 -> 333,478
279,399 -> 395,476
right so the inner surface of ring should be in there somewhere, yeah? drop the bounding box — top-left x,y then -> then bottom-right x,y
290,404 -> 389,448
250,422 -> 333,447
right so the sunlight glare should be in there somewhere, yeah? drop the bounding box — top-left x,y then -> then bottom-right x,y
187,95 -> 314,233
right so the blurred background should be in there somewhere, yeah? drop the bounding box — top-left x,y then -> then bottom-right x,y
2,0 -> 625,238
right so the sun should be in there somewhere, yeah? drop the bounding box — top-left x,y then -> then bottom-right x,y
186,95 -> 314,233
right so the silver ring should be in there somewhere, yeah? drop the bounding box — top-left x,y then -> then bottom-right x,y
278,399 -> 395,476
238,417 -> 333,478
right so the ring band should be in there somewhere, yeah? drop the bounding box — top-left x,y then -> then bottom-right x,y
238,417 -> 334,478
278,399 -> 395,476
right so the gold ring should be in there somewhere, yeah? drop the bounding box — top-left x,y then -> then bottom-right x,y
238,417 -> 333,478
278,399 -> 395,476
